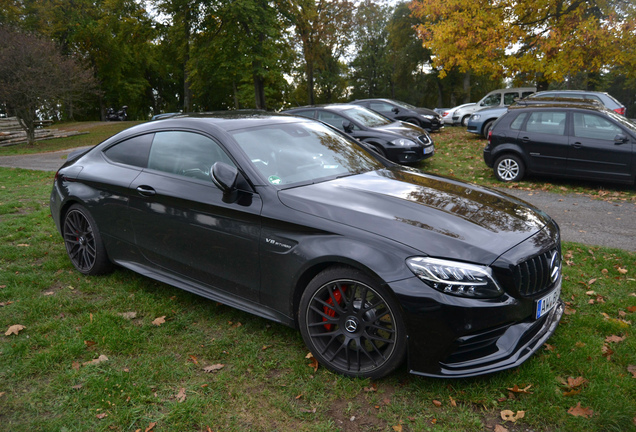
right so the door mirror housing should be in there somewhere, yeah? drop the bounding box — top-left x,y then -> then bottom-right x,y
614,134 -> 629,144
392,107 -> 399,114
211,162 -> 239,203
342,120 -> 354,133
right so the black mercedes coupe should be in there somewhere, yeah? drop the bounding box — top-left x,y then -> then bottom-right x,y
50,112 -> 563,379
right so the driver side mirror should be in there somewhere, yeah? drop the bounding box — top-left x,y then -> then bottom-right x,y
342,120 -> 354,134
614,134 -> 629,145
211,162 -> 239,203
391,107 -> 399,114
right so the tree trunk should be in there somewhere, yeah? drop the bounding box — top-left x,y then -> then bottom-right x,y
462,70 -> 471,103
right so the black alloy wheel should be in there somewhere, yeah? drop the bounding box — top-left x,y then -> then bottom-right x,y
63,204 -> 113,275
299,267 -> 406,379
461,115 -> 470,127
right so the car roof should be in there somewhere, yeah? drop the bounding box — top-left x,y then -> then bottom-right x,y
509,100 -> 608,112
122,111 -> 316,134
286,104 -> 360,112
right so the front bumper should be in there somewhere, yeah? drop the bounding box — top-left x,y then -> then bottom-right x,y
390,274 -> 563,378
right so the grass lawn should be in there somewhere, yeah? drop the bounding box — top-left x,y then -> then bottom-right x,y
0,123 -> 635,431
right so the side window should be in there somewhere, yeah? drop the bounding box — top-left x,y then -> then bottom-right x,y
317,111 -> 351,131
147,131 -> 234,181
481,93 -> 502,107
103,134 -> 153,167
503,92 -> 518,106
510,113 -> 528,130
521,91 -> 535,99
369,102 -> 394,113
524,111 -> 567,135
573,113 -> 622,140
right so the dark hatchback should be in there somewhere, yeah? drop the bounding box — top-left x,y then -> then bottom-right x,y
51,112 -> 563,379
350,98 -> 444,132
484,102 -> 636,184
283,104 -> 434,164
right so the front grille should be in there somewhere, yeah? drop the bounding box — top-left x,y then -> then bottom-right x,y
418,135 -> 431,145
513,248 -> 560,297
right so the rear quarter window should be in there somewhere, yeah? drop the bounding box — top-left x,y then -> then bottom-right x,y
103,134 -> 153,167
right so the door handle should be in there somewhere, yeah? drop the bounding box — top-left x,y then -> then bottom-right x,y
521,137 -> 530,143
570,142 -> 582,149
136,185 -> 156,197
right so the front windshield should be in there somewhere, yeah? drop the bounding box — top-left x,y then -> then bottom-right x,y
340,106 -> 394,127
230,121 -> 385,187
606,109 -> 636,129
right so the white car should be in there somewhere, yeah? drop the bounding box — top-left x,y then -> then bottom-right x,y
451,87 -> 536,126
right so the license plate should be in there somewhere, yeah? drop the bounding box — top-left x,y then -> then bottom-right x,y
535,286 -> 561,319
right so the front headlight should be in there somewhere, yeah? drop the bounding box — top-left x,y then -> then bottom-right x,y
391,138 -> 417,147
406,257 -> 503,298
421,114 -> 434,120
471,114 -> 481,120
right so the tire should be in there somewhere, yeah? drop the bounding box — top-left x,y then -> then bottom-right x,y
494,154 -> 525,182
62,204 -> 113,275
461,115 -> 470,127
482,120 -> 494,138
298,266 -> 406,379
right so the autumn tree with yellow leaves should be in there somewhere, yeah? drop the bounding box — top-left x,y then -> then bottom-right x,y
409,0 -> 636,85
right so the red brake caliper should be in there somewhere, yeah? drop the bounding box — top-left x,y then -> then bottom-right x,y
323,286 -> 345,331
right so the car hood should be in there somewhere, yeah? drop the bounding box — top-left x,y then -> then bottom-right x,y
412,107 -> 439,117
278,169 -> 551,264
374,122 -> 428,140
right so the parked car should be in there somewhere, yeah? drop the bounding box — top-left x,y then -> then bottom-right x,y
525,90 -> 626,116
467,106 -> 508,138
51,112 -> 563,379
483,102 -> 636,184
283,104 -> 434,164
441,103 -> 473,125
452,87 -> 536,126
350,98 -> 443,132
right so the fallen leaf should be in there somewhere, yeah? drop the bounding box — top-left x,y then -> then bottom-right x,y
261,344 -> 272,351
507,384 -> 533,394
96,413 -> 108,419
188,355 -> 199,364
605,335 -> 626,343
5,324 -> 25,336
16,244 -> 29,247
563,388 -> 582,397
392,425 -> 403,432
627,365 -> 636,378
500,410 -> 525,422
203,364 -> 225,373
72,384 -> 83,390
494,425 -> 509,432
305,353 -> 318,372
602,345 -> 614,359
152,316 -> 166,326
118,312 -> 137,320
449,396 -> 457,407
82,354 -> 109,366
617,267 -> 628,275
568,402 -> 593,418
84,340 -> 97,347
562,376 -> 588,389
432,400 -> 442,407
72,361 -> 80,370
299,407 -> 316,413
628,306 -> 636,313
145,422 -> 157,432
176,387 -> 186,403
364,383 -> 378,392
564,306 -> 576,315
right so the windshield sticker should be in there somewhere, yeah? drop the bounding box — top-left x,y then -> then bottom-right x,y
268,175 -> 282,185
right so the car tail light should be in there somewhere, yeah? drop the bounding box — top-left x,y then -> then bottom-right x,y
614,107 -> 626,116
487,130 -> 493,145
